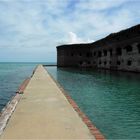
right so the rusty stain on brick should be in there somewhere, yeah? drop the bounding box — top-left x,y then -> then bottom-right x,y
16,78 -> 30,94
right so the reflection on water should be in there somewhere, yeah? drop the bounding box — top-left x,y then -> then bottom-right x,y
46,66 -> 140,139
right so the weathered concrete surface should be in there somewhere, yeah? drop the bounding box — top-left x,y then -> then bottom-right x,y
0,94 -> 21,136
0,65 -> 95,139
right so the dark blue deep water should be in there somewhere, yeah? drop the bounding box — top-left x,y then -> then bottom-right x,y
46,66 -> 140,139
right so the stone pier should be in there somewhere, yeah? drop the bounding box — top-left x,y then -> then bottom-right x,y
0,65 -> 97,139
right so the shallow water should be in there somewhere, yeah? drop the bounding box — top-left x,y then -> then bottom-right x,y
46,66 -> 140,139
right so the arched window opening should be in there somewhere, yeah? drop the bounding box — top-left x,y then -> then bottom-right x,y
88,61 -> 91,65
103,50 -> 107,56
98,51 -> 102,57
116,48 -> 122,55
79,61 -> 82,65
125,45 -> 132,52
109,49 -> 112,56
79,53 -> 82,56
117,61 -> 121,65
90,53 -> 93,57
127,60 -> 132,66
99,61 -> 101,65
86,52 -> 92,57
71,53 -> 74,56
137,44 -> 140,53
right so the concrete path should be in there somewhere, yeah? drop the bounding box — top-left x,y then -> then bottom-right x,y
0,65 -> 95,139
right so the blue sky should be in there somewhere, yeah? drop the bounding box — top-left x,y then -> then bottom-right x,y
0,0 -> 140,62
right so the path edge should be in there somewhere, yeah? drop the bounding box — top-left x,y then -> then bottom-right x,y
0,78 -> 31,136
45,66 -> 106,140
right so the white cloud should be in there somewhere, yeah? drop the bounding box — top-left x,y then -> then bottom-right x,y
75,0 -> 127,11
68,32 -> 94,44
68,32 -> 83,44
0,0 -> 139,62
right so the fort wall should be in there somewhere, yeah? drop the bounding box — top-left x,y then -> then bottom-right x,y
57,24 -> 140,72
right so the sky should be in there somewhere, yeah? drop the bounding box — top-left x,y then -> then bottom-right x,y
0,0 -> 140,62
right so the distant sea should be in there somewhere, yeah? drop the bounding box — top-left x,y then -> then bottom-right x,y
0,62 -> 55,112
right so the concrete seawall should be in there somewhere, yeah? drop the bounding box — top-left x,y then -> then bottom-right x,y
0,65 -> 105,139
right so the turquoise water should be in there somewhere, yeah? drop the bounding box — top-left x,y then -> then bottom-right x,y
0,63 -> 36,111
0,62 -> 56,111
46,67 -> 140,139
0,62 -> 57,112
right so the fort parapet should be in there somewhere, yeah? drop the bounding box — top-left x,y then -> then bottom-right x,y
57,24 -> 140,72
